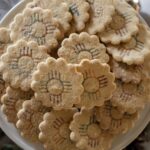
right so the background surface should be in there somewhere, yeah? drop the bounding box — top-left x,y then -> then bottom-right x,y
0,0 -> 150,150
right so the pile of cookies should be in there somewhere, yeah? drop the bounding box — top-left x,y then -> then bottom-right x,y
0,0 -> 150,150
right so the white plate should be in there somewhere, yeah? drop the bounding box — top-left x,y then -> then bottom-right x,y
0,1 -> 150,150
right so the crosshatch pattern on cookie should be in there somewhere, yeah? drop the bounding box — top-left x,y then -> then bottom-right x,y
17,98 -> 51,142
111,79 -> 150,113
1,87 -> 34,124
86,0 -> 115,34
0,40 -> 49,91
39,109 -> 78,150
107,24 -> 150,65
76,59 -> 116,109
27,0 -> 72,32
96,101 -> 138,135
58,32 -> 109,64
100,0 -> 139,45
70,108 -> 113,150
10,7 -> 61,51
31,57 -> 83,109
62,0 -> 90,31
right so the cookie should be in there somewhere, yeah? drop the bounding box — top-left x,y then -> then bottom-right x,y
1,87 -> 34,124
58,32 -> 109,64
100,0 -> 139,45
0,40 -> 49,91
96,101 -> 138,135
31,57 -> 84,109
107,24 -> 150,65
63,0 -> 90,31
86,0 -> 115,34
70,108 -> 114,150
76,59 -> 116,109
111,79 -> 150,113
126,0 -> 140,12
39,109 -> 77,150
0,28 -> 10,104
16,98 -> 51,142
0,28 -> 10,54
27,0 -> 72,32
110,59 -> 143,84
0,74 -> 6,105
10,7 -> 61,52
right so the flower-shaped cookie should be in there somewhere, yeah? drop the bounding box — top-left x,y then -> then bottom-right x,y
86,0 -> 115,34
100,0 -> 139,45
0,28 -> 10,54
10,8 -> 61,51
17,98 -> 51,142
32,57 -> 83,109
39,109 -> 77,150
58,32 -> 109,64
70,108 -> 113,150
107,24 -> 150,65
96,101 -> 138,135
27,0 -> 72,32
63,0 -> 90,31
1,87 -> 34,124
110,59 -> 143,84
76,59 -> 116,109
111,79 -> 150,113
0,40 -> 49,91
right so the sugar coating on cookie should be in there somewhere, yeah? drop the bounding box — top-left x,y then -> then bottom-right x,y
0,40 -> 49,91
96,101 -> 138,135
58,32 -> 109,64
76,59 -> 116,109
100,0 -> 139,45
31,57 -> 84,109
70,108 -> 113,150
86,0 -> 115,34
63,0 -> 90,31
111,79 -> 150,113
107,24 -> 150,65
1,87 -> 34,124
39,109 -> 77,150
27,0 -> 72,32
17,98 -> 51,142
10,8 -> 61,51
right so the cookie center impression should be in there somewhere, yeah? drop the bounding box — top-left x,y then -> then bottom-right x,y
18,56 -> 34,72
31,113 -> 43,127
78,51 -> 93,62
83,77 -> 100,93
123,38 -> 137,49
87,124 -> 101,139
111,108 -> 123,120
47,79 -> 63,95
122,83 -> 137,95
15,100 -> 24,111
31,22 -> 46,38
59,123 -> 70,139
110,14 -> 125,30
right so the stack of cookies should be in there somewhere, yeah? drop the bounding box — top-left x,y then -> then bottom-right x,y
0,0 -> 150,150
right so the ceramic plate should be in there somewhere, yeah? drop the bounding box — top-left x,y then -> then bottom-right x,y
0,0 -> 150,150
